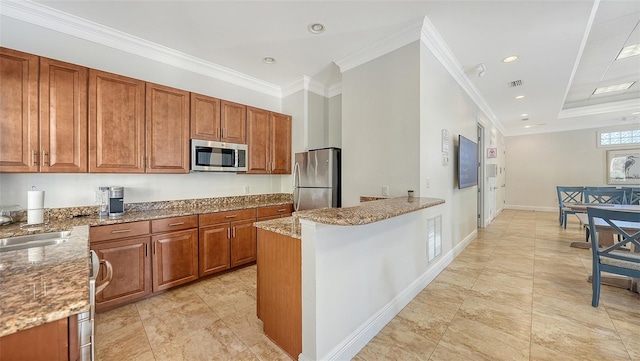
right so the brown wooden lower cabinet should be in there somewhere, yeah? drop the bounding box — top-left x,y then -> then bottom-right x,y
0,315 -> 78,361
256,228 -> 301,359
91,236 -> 152,311
152,228 -> 199,291
230,219 -> 257,267
199,223 -> 232,276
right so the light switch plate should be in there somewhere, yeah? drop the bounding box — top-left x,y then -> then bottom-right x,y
382,185 -> 389,196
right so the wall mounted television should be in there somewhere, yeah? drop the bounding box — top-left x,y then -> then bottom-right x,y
458,135 -> 478,189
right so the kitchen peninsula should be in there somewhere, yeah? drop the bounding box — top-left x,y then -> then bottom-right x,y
255,196 -> 446,361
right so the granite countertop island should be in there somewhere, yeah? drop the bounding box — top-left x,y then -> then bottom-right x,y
0,193 -> 292,337
254,196 -> 445,238
0,226 -> 90,337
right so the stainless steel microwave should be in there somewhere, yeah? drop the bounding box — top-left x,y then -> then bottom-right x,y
191,139 -> 248,172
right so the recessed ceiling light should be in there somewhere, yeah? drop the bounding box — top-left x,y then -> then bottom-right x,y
308,22 -> 325,34
263,57 -> 276,64
632,111 -> 640,115
502,55 -> 519,63
616,44 -> 640,60
514,95 -> 525,100
521,113 -> 528,117
593,82 -> 634,95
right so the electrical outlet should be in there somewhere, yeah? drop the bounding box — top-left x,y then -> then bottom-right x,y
382,185 -> 389,196
244,185 -> 250,194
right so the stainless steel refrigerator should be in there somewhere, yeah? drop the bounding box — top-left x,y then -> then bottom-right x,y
293,147 -> 341,211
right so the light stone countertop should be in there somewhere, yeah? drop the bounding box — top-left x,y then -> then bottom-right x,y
0,194 -> 292,337
254,196 -> 445,238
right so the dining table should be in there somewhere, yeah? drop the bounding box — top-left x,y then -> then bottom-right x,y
573,211 -> 640,294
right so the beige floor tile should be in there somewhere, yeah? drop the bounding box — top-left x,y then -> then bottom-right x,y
428,343 -> 489,361
226,348 -> 260,361
355,317 -> 438,361
192,280 -> 256,319
438,315 -> 530,361
95,303 -> 141,337
248,335 -> 293,361
455,295 -> 532,341
95,317 -> 154,361
531,311 -> 631,361
610,318 -> 640,361
221,304 -> 265,347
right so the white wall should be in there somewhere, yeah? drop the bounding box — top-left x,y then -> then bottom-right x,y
308,92 -> 328,150
505,127 -> 626,211
327,95 -> 342,148
342,43 -> 421,206
0,17 -> 290,209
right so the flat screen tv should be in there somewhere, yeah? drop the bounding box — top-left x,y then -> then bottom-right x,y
458,135 -> 478,189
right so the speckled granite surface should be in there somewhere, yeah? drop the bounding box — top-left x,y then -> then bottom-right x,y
0,193 -> 291,337
0,226 -> 90,337
254,197 -> 445,237
1,194 -> 293,238
254,216 -> 301,239
359,196 -> 390,202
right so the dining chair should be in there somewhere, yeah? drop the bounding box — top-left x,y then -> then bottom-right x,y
557,186 -> 585,228
587,207 -> 640,307
584,189 -> 627,205
622,187 -> 640,205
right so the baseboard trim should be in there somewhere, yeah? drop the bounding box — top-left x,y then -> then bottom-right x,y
504,205 -> 556,212
320,230 -> 477,361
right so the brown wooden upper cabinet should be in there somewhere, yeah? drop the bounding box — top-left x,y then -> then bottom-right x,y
0,49 -> 88,173
146,83 -> 190,173
40,58 -> 88,173
247,107 -> 291,174
89,69 -> 145,173
0,48 -> 39,172
190,95 -> 247,144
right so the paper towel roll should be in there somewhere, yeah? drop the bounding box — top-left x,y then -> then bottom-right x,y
27,190 -> 44,210
28,209 -> 44,225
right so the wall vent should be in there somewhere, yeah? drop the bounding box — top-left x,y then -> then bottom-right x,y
508,80 -> 523,87
427,215 -> 442,263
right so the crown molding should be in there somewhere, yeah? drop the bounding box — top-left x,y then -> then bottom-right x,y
0,0 -> 281,97
282,76 -> 342,98
558,98 -> 640,118
419,17 -> 507,136
327,82 -> 342,98
334,20 -> 423,73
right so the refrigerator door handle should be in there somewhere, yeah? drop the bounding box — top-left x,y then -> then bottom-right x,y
293,161 -> 301,211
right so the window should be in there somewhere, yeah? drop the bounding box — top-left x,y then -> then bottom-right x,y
599,129 -> 640,147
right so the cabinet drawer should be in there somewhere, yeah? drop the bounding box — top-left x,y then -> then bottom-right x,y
257,204 -> 293,218
151,215 -> 198,234
199,208 -> 256,226
90,221 -> 150,243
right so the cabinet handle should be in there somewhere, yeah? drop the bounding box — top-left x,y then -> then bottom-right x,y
32,150 -> 38,166
217,128 -> 220,139
225,215 -> 237,219
232,227 -> 236,238
145,243 -> 148,257
42,151 -> 48,166
223,128 -> 227,138
168,222 -> 185,226
111,229 -> 131,234
227,228 -> 231,239
142,156 -> 145,169
277,209 -> 286,212
147,156 -> 151,169
153,241 -> 156,254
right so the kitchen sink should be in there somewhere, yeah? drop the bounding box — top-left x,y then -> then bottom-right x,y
0,231 -> 71,252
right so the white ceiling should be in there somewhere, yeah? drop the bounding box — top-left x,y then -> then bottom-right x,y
15,0 -> 640,135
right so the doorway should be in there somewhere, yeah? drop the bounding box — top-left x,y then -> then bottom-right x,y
477,124 -> 484,228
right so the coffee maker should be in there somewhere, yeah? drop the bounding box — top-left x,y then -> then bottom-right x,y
108,186 -> 125,217
98,186 -> 125,217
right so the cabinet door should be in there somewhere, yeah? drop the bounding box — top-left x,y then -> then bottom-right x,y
246,106 -> 270,174
89,69 -> 145,173
146,83 -> 190,173
92,236 -> 151,311
231,219 -> 257,267
0,48 -> 39,173
220,100 -> 246,144
39,58 -> 88,173
199,223 -> 231,277
152,228 -> 199,291
270,112 -> 292,174
190,93 -> 221,141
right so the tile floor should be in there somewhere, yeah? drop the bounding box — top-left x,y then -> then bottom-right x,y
95,210 -> 640,361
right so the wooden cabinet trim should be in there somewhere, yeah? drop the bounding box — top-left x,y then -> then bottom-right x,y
257,204 -> 293,217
